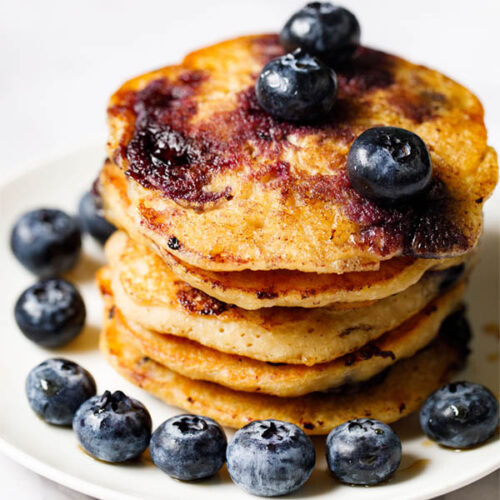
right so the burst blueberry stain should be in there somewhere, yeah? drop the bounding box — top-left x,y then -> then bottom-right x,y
167,236 -> 180,250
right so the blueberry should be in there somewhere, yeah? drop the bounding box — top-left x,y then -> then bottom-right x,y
14,279 -> 86,348
226,419 -> 315,496
11,208 -> 81,278
420,381 -> 499,448
256,48 -> 337,122
326,418 -> 402,485
78,191 -> 115,244
347,126 -> 432,205
73,390 -> 152,463
438,309 -> 471,357
25,359 -> 96,426
150,414 -> 227,480
438,264 -> 466,292
280,2 -> 361,65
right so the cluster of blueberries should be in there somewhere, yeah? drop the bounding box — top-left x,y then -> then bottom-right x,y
25,357 -> 499,496
11,192 -> 115,348
258,2 -> 434,206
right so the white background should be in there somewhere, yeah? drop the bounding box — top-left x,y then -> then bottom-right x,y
0,0 -> 498,498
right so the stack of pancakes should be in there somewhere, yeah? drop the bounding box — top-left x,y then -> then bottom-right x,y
96,35 -> 498,434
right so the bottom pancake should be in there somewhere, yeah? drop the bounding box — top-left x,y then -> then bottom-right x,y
101,306 -> 468,435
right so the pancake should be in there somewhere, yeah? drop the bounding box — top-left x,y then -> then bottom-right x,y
100,160 -> 466,310
102,277 -> 464,396
107,34 -> 497,273
103,232 -> 468,365
101,305 -> 468,434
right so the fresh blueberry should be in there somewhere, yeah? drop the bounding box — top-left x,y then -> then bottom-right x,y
256,48 -> 337,122
280,2 -> 361,65
73,390 -> 152,463
347,126 -> 432,205
226,419 -> 315,496
25,358 -> 96,426
10,208 -> 81,278
14,279 -> 86,348
326,418 -> 402,485
150,414 -> 227,480
78,191 -> 115,244
420,381 -> 499,448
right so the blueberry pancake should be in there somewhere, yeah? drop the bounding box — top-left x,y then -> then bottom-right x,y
106,34 -> 497,273
100,300 -> 469,434
99,159 -> 466,309
102,231 -> 469,365
98,265 -> 465,397
97,9 -> 497,437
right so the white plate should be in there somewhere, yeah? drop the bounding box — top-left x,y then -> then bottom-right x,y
0,145 -> 498,500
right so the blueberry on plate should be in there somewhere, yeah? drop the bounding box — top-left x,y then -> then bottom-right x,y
256,48 -> 337,122
420,381 -> 499,448
26,358 -> 96,426
226,419 -> 315,496
280,2 -> 361,65
347,126 -> 432,205
78,191 -> 115,244
14,279 -> 86,348
73,390 -> 152,463
10,208 -> 81,278
150,414 -> 227,480
326,418 -> 402,485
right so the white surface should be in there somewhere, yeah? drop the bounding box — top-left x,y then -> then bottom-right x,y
0,1 -> 498,498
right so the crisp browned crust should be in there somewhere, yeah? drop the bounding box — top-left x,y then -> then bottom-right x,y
106,34 -> 498,273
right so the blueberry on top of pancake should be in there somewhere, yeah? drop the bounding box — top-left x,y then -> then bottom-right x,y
255,49 -> 338,122
280,2 -> 361,66
107,35 -> 498,273
346,126 -> 433,205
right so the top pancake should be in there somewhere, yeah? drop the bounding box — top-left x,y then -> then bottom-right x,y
107,34 -> 497,273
